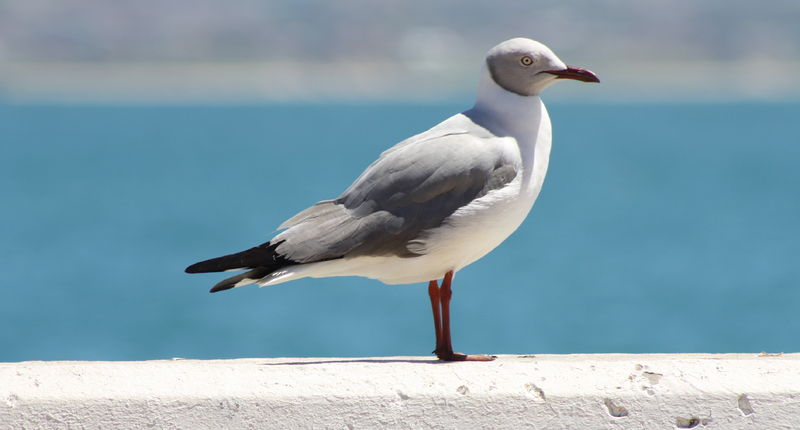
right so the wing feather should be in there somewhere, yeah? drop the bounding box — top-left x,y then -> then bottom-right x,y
272,123 -> 518,262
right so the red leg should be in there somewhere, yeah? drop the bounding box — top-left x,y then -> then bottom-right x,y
439,271 -> 455,357
436,270 -> 494,362
428,280 -> 443,355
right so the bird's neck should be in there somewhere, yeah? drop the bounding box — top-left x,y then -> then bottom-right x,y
468,66 -> 552,195
468,66 -> 546,138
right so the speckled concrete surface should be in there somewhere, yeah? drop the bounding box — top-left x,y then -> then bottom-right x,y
2,353 -> 799,429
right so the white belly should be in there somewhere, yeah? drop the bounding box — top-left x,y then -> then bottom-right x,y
374,174 -> 536,284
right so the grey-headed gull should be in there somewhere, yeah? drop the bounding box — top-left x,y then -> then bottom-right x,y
186,38 -> 599,361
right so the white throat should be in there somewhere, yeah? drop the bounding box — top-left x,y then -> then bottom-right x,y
468,65 -> 545,138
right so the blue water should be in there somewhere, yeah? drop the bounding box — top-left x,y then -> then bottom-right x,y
1,101 -> 798,362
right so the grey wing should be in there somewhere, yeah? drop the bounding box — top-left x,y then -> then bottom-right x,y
272,132 -> 518,263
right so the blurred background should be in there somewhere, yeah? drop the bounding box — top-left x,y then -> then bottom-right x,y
1,0 -> 798,361
2,0 -> 800,102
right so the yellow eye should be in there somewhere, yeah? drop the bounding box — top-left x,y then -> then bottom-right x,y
520,56 -> 533,66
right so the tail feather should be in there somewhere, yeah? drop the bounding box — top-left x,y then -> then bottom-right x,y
185,241 -> 296,293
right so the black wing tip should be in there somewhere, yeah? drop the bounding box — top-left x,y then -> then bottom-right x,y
209,283 -> 235,293
185,258 -> 239,274
207,267 -> 272,293
184,241 -> 288,275
185,263 -> 203,274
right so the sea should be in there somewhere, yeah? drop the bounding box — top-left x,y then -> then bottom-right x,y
1,101 -> 798,362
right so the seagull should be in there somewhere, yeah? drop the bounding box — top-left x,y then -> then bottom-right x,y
186,38 -> 598,361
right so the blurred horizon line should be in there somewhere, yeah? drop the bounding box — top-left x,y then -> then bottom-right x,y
2,59 -> 799,104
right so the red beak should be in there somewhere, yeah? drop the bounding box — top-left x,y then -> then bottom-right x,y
545,66 -> 600,83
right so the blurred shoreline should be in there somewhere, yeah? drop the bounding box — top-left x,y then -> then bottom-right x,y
2,59 -> 799,104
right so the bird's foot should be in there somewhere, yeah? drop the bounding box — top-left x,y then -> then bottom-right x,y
436,351 -> 496,362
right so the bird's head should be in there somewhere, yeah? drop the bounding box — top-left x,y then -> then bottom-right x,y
486,38 -> 599,97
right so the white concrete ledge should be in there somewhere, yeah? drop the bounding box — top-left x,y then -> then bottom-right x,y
2,353 -> 799,429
